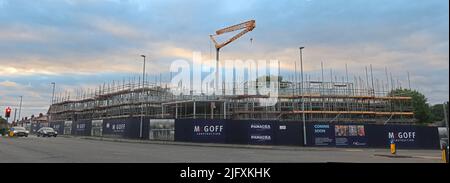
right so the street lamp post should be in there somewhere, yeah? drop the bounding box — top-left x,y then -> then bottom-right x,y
140,55 -> 146,139
443,102 -> 449,158
13,108 -> 17,123
299,46 -> 307,146
18,96 -> 23,122
51,82 -> 56,104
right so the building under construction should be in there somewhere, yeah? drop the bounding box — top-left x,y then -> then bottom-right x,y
47,20 -> 415,125
47,76 -> 415,124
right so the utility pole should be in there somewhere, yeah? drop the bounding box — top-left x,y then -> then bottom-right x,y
299,46 -> 306,146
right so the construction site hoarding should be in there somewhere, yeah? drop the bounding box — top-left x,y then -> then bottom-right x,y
247,120 -> 275,145
72,120 -> 92,136
175,119 -> 303,145
306,122 -> 439,149
49,121 -> 64,135
191,119 -> 227,143
64,121 -> 72,135
101,117 -> 150,139
37,118 -> 440,149
149,119 -> 175,141
366,125 -> 440,149
274,121 -> 304,146
91,119 -> 103,137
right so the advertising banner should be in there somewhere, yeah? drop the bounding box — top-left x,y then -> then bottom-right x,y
334,124 -> 368,147
247,121 -> 274,145
91,120 -> 103,137
100,117 -> 146,139
386,125 -> 417,148
367,125 -> 440,149
307,123 -> 368,147
64,121 -> 72,135
103,119 -> 128,137
49,121 -> 64,135
308,123 -> 335,146
150,119 -> 175,141
73,120 -> 91,136
191,120 -> 226,143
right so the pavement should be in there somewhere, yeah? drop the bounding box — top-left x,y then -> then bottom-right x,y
0,135 -> 444,163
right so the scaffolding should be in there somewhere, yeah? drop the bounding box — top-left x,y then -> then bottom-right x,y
48,76 -> 415,124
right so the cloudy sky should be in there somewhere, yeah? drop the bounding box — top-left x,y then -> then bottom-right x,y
0,0 -> 448,119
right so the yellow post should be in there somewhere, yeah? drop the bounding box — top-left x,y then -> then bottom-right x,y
8,131 -> 14,137
442,149 -> 447,163
442,144 -> 448,163
390,139 -> 396,155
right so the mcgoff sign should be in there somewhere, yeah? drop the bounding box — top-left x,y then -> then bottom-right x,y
388,131 -> 416,142
193,125 -> 224,136
191,120 -> 227,143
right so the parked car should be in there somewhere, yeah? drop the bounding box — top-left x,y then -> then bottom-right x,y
10,127 -> 29,137
37,127 -> 58,137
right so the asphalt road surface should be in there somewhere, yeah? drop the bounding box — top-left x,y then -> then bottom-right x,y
0,135 -> 443,163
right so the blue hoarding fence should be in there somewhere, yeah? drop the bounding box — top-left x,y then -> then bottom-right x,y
306,122 -> 439,149
306,123 -> 369,147
175,119 -> 303,146
275,121 -> 304,146
247,120 -> 275,145
72,120 -> 92,136
102,117 -> 149,139
41,119 -> 439,149
175,119 -> 227,143
49,121 -> 64,135
366,124 -> 440,149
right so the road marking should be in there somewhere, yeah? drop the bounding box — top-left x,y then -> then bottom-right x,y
345,149 -> 363,152
414,156 -> 441,160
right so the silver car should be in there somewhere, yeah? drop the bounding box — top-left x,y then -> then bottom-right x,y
10,127 -> 29,137
37,127 -> 58,137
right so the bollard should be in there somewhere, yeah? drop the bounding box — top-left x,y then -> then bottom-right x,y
443,143 -> 448,163
390,139 -> 396,155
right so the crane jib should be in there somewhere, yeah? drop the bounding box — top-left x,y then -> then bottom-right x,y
210,20 -> 256,49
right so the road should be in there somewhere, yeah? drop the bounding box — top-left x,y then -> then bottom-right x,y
0,135 -> 443,163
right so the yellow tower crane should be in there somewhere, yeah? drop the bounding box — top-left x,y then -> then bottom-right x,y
209,20 -> 256,93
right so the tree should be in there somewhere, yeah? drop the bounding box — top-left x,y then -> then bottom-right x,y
0,116 -> 6,124
0,116 -> 8,129
389,89 -> 433,124
430,102 -> 449,122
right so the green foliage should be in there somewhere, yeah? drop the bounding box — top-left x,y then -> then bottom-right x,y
0,116 -> 8,129
389,89 -> 433,123
430,102 -> 449,122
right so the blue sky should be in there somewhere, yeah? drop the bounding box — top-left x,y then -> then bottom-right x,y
0,0 -> 448,119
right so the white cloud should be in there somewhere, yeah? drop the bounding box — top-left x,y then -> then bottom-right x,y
0,80 -> 18,87
87,17 -> 141,39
